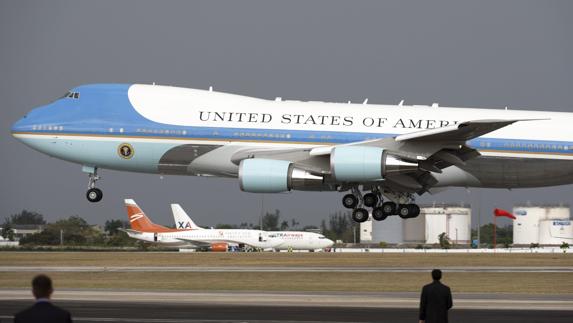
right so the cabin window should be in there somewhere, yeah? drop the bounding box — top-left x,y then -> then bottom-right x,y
62,91 -> 80,99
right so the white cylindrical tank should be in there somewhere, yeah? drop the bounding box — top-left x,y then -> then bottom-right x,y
403,214 -> 426,243
423,204 -> 471,245
360,217 -> 373,242
424,207 -> 448,244
513,205 -> 570,245
538,219 -> 573,245
545,207 -> 570,220
371,215 -> 403,244
447,209 -> 471,244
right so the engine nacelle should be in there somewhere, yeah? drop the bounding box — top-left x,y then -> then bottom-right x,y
239,158 -> 324,193
210,243 -> 228,252
331,146 -> 418,182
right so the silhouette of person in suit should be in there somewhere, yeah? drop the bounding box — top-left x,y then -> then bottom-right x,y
14,274 -> 72,323
419,269 -> 453,323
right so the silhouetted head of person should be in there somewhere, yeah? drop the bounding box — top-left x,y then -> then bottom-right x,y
431,269 -> 442,281
32,274 -> 53,299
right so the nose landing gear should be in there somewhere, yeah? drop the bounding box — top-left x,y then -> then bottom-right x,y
84,166 -> 103,203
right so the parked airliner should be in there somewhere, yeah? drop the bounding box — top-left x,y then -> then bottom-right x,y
11,84 -> 573,223
171,203 -> 334,250
122,199 -> 281,250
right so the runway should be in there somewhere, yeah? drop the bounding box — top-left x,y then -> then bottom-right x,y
1,299 -> 572,323
1,289 -> 572,310
1,266 -> 571,273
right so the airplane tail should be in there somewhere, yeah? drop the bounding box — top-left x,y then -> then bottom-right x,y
124,199 -> 173,232
171,204 -> 203,230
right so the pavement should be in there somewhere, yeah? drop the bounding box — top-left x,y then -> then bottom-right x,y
1,289 -> 572,311
1,266 -> 571,273
1,299 -> 572,323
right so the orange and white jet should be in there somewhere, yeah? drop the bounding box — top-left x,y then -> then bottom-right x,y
121,199 -> 281,250
171,203 -> 334,250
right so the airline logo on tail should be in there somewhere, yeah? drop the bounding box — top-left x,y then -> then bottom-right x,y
171,204 -> 203,230
124,199 -> 178,233
177,221 -> 194,229
130,212 -> 144,222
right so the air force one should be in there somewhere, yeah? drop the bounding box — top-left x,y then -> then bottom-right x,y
11,84 -> 573,223
123,199 -> 333,251
171,202 -> 334,251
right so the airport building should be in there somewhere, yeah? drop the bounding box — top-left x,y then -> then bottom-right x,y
361,203 -> 471,245
513,204 -> 572,245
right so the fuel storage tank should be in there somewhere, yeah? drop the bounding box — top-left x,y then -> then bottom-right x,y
423,204 -> 471,245
513,204 -> 570,245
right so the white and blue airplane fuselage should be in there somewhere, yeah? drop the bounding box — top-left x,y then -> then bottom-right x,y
11,84 -> 573,222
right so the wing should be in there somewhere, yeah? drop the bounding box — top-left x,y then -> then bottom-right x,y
231,119 -> 529,194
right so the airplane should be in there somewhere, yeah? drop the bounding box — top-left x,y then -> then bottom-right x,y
121,199 -> 282,250
11,84 -> 573,223
171,203 -> 334,250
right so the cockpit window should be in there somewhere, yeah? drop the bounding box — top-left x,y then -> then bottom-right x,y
61,91 -> 80,99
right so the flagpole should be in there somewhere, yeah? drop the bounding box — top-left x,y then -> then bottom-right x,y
493,212 -> 496,249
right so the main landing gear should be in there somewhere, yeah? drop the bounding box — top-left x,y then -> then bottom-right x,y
84,166 -> 103,203
342,188 -> 421,223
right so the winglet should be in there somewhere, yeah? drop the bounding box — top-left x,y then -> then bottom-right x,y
171,204 -> 203,230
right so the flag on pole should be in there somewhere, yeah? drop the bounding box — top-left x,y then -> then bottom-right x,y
494,208 -> 516,220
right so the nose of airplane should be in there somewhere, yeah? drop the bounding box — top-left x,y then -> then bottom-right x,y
11,114 -> 32,137
323,238 -> 335,248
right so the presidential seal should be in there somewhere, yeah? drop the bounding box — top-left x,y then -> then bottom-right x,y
118,143 -> 134,159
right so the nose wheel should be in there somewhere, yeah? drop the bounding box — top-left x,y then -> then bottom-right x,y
86,188 -> 103,203
85,166 -> 103,203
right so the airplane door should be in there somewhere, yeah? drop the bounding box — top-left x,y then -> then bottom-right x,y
154,232 -> 158,242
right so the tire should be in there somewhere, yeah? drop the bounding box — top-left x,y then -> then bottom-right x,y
86,188 -> 103,203
409,204 -> 421,218
398,204 -> 411,219
381,201 -> 397,216
363,193 -> 378,208
372,207 -> 388,221
352,208 -> 369,223
342,194 -> 358,209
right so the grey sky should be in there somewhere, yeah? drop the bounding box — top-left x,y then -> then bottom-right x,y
1,0 -> 572,228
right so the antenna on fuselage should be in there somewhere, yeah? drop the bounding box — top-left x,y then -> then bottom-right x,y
432,103 -> 439,108
362,98 -> 368,104
398,99 -> 404,106
209,86 -> 213,92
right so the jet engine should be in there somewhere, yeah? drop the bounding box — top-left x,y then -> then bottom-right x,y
210,243 -> 228,252
331,146 -> 418,182
239,158 -> 324,193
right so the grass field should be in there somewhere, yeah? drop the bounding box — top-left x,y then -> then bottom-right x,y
2,252 -> 572,267
1,272 -> 571,294
2,252 -> 572,294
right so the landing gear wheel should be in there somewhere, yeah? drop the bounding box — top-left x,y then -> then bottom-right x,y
372,207 -> 388,221
86,188 -> 103,203
363,193 -> 378,208
342,194 -> 358,209
352,208 -> 369,223
381,202 -> 397,216
409,204 -> 421,218
398,204 -> 419,219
